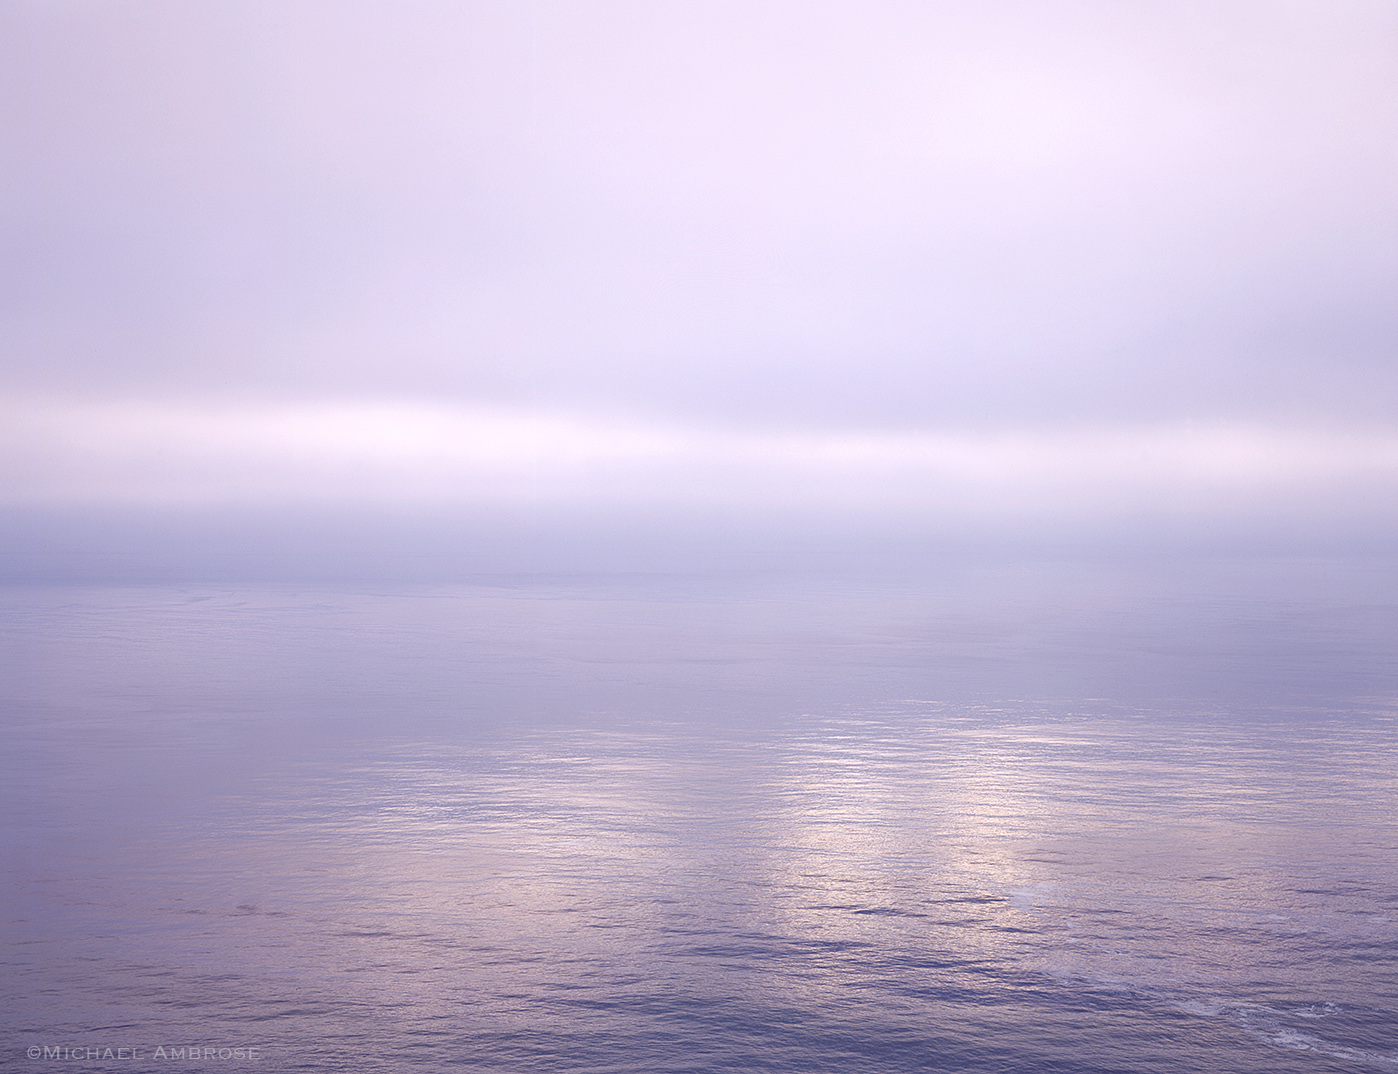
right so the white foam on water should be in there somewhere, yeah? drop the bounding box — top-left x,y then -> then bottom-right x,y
1171,999 -> 1225,1017
1259,1025 -> 1398,1069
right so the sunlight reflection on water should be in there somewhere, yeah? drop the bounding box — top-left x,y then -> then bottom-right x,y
3,564 -> 1397,1072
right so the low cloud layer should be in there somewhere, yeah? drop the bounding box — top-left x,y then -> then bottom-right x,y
6,400 -> 1395,535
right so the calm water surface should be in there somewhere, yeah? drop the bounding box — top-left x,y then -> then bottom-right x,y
3,557 -> 1396,1072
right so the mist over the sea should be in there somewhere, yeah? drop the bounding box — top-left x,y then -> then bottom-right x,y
4,4 -> 1397,1073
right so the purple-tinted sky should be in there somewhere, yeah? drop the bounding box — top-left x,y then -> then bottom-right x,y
3,1 -> 1396,528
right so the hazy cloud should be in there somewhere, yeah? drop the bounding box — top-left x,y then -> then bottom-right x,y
4,0 -> 1396,573
5,400 -> 1395,540
4,0 -> 1395,430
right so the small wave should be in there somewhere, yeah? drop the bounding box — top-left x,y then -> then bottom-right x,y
1178,1000 -> 1398,1070
1172,999 -> 1225,1017
1262,1025 -> 1398,1069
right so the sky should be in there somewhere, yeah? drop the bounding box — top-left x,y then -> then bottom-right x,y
3,0 -> 1396,560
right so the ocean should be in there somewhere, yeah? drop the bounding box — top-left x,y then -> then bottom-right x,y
3,553 -> 1396,1072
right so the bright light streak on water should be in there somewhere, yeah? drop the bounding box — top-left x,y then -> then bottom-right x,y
3,558 -> 1396,1072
